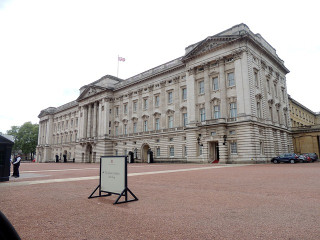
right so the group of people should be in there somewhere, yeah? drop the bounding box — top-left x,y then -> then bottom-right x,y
10,154 -> 21,178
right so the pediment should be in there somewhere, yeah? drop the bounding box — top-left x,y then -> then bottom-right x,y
76,85 -> 106,101
183,36 -> 240,61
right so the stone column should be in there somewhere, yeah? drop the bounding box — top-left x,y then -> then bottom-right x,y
45,121 -> 49,144
219,60 -> 227,119
87,104 -> 92,138
98,100 -> 103,138
83,105 -> 88,139
186,68 -> 196,125
204,64 -> 211,120
93,102 -> 97,138
234,51 -> 251,119
47,116 -> 53,144
104,99 -> 111,136
38,122 -> 42,145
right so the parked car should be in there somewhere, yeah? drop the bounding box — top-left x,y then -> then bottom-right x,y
298,153 -> 312,163
271,153 -> 299,164
306,153 -> 318,162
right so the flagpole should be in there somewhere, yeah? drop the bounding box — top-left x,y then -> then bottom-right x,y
117,55 -> 119,78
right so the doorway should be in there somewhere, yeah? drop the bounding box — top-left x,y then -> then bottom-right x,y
209,142 -> 219,163
86,144 -> 92,163
141,144 -> 150,163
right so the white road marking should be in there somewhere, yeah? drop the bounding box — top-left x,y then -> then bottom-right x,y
22,168 -> 99,173
1,164 -> 250,187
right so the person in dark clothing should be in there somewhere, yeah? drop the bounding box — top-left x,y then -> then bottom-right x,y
63,154 -> 67,162
12,154 -> 21,178
55,154 -> 59,163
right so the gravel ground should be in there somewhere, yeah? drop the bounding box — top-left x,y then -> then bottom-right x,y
1,162 -> 320,240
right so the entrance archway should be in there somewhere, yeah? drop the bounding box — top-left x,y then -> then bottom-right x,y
63,150 -> 67,162
141,144 -> 150,163
86,144 -> 93,163
208,141 -> 219,163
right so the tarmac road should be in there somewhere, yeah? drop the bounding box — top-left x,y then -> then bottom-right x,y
1,162 -> 320,240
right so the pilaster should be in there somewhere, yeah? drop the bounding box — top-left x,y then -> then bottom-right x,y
186,68 -> 196,125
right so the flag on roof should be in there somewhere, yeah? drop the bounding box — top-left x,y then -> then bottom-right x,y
118,56 -> 125,62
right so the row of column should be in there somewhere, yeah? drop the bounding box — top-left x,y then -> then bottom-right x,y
79,99 -> 111,140
38,116 -> 53,145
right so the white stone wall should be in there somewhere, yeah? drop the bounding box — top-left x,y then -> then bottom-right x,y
37,24 -> 292,163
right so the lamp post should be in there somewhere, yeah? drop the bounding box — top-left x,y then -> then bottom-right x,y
223,135 -> 227,145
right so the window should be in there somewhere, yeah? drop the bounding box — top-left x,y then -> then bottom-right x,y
155,118 -> 160,130
184,145 -> 187,156
199,81 -> 204,94
267,79 -> 270,93
155,95 -> 160,107
200,108 -> 206,122
169,146 -> 174,157
124,104 -> 128,114
115,150 -> 118,156
143,99 -> 148,110
156,147 -> 160,157
183,113 -> 188,127
281,89 -> 285,101
230,102 -> 237,118
115,126 -> 119,136
124,124 -> 127,135
227,72 -> 235,86
168,92 -> 173,104
144,120 -> 148,132
133,122 -> 137,133
257,102 -> 261,118
168,116 -> 173,128
214,105 -> 220,119
274,83 -> 278,97
277,109 -> 280,123
284,113 -> 287,127
115,107 -> 119,116
260,141 -> 264,155
124,149 -> 127,156
212,77 -> 219,91
254,71 -> 259,87
133,101 -> 137,112
230,142 -> 237,154
199,145 -> 203,156
182,88 -> 187,100
269,106 -> 273,121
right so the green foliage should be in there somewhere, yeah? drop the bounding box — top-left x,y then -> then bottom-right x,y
6,125 -> 20,153
6,122 -> 39,156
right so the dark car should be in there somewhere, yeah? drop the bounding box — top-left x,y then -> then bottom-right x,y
271,153 -> 299,164
298,153 -> 312,163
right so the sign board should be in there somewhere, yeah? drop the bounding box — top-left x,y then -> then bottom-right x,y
100,156 -> 126,194
88,155 -> 138,204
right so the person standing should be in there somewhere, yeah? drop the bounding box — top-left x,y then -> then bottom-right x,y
12,154 -> 21,178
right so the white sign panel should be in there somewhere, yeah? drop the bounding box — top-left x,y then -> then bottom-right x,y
100,156 -> 125,194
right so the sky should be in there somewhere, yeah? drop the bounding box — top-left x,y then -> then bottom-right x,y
0,0 -> 319,133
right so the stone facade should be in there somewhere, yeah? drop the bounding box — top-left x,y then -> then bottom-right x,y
37,23 -> 293,164
288,96 -> 320,155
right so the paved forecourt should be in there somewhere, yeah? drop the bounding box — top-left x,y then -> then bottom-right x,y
1,162 -> 320,240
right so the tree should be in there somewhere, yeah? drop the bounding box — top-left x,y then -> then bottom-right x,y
6,126 -> 20,154
6,122 -> 39,159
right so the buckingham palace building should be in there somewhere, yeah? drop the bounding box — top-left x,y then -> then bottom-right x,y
37,23 -> 293,164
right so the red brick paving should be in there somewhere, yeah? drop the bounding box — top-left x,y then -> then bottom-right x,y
1,162 -> 320,239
